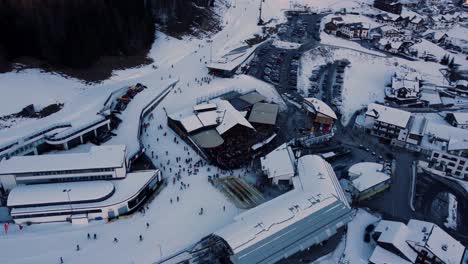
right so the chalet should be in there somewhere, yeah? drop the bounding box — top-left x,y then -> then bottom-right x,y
407,16 -> 426,31
375,13 -> 406,28
370,219 -> 467,264
427,14 -> 459,29
303,98 -> 337,134
377,38 -> 413,54
422,31 -> 447,44
385,71 -> 420,103
373,0 -> 403,15
324,17 -> 344,35
371,25 -> 402,39
338,22 -> 370,39
448,80 -> 468,96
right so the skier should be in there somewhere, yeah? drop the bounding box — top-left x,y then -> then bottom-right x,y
146,222 -> 150,229
76,245 -> 80,251
87,233 -> 90,240
139,235 -> 143,241
93,233 -> 97,240
176,196 -> 179,202
60,257 -> 64,264
114,237 -> 119,243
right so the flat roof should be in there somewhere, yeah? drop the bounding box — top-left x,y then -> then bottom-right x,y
366,103 -> 411,128
193,103 -> 217,112
0,145 -> 126,175
348,162 -> 390,192
7,181 -> 115,207
190,129 -> 224,149
248,103 -> 279,125
239,91 -> 267,105
216,155 -> 350,254
261,143 -> 295,179
10,170 -> 158,214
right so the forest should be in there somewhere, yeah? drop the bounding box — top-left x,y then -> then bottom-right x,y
0,0 -> 215,69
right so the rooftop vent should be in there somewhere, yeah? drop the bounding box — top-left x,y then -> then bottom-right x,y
442,244 -> 448,251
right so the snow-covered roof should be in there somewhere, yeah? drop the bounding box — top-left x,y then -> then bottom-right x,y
215,155 -> 350,255
216,100 -> 254,135
380,25 -> 399,33
196,111 -> 219,127
180,115 -> 204,133
391,76 -> 420,91
408,115 -> 427,136
7,181 -> 115,207
366,103 -> 411,128
450,112 -> 468,125
407,219 -> 466,264
369,246 -> 412,264
420,122 -> 468,151
447,138 -> 468,151
375,220 -> 418,262
207,44 -> 259,72
420,88 -> 442,105
348,162 -> 390,192
193,103 -> 217,112
456,80 -> 468,88
10,170 -> 158,213
0,145 -> 126,175
260,143 -> 295,179
303,98 -> 337,120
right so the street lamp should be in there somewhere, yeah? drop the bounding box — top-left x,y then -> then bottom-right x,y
63,189 -> 72,215
156,244 -> 163,259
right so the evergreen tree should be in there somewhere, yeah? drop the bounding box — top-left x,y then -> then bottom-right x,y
448,57 -> 455,69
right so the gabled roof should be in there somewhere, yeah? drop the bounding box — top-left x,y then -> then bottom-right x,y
375,220 -> 418,262
303,98 -> 337,120
216,100 -> 254,135
366,103 -> 411,128
450,112 -> 468,125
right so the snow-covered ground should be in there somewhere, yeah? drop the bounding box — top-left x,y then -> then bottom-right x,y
1,0 -> 464,263
299,41 -> 450,125
444,193 -> 458,230
313,209 -> 380,264
0,0 -> 295,263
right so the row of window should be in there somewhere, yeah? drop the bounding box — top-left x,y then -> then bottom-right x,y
17,174 -> 114,186
12,209 -> 102,219
18,168 -> 116,177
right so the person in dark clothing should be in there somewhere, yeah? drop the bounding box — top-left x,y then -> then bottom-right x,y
139,235 -> 143,241
76,245 -> 80,251
60,257 -> 64,263
114,237 -> 119,243
87,233 -> 90,239
93,233 -> 97,240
